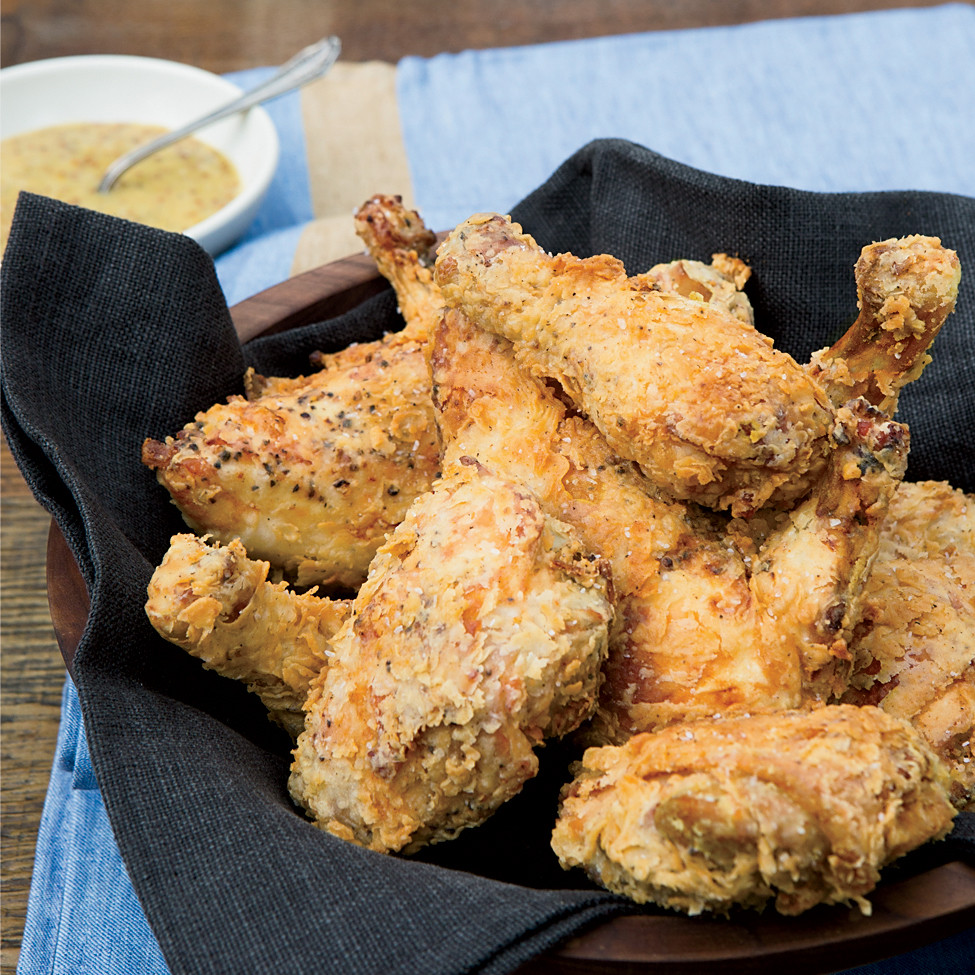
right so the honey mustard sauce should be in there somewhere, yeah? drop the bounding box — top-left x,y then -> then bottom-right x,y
1,122 -> 240,250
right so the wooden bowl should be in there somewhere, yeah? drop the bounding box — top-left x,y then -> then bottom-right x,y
46,253 -> 975,974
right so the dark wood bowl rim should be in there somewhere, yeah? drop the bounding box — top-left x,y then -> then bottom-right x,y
44,253 -> 975,973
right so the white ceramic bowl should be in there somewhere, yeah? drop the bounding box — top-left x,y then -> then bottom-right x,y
0,55 -> 279,256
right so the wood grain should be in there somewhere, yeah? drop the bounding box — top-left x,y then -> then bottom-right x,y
0,439 -> 66,975
0,0 -> 955,72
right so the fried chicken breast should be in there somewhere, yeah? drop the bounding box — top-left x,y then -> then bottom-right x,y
142,333 -> 440,590
843,480 -> 975,810
551,706 -> 956,916
145,533 -> 352,736
433,310 -> 907,741
142,196 -> 445,589
288,460 -> 614,853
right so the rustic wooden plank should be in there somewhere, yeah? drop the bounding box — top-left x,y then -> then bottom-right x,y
0,0 -> 950,72
0,449 -> 67,974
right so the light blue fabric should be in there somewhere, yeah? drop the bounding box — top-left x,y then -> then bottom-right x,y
18,8 -> 975,973
396,4 -> 975,232
18,681 -> 170,974
215,67 -> 315,306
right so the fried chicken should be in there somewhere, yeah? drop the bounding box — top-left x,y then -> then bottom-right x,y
842,480 -> 975,810
551,705 -> 956,916
142,333 -> 440,590
142,196 -> 444,589
145,532 -> 352,736
632,253 -> 755,326
288,460 -> 614,853
435,213 -> 834,516
435,218 -> 959,518
808,236 -> 961,413
432,310 -> 908,741
353,193 -> 443,344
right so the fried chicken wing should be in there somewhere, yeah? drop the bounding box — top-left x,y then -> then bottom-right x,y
808,236 -> 961,412
435,213 -> 834,516
842,480 -> 975,810
432,311 -> 908,741
551,705 -> 956,916
288,460 -> 614,853
145,533 -> 352,736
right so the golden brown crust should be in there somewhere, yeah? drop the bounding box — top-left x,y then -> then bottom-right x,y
288,462 -> 614,853
843,480 -> 975,810
631,254 -> 754,325
143,195 -> 450,589
808,235 -> 960,413
354,193 -> 442,344
433,310 -> 907,742
435,213 -> 834,516
145,533 -> 351,736
551,706 -> 956,916
142,332 -> 441,590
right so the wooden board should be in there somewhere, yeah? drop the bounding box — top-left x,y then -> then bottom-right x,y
46,253 -> 975,974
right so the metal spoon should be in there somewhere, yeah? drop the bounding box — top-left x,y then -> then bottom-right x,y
97,35 -> 341,193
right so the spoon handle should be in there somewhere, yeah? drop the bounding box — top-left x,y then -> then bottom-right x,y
98,35 -> 341,192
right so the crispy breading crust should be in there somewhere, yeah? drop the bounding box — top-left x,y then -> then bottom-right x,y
843,480 -> 975,810
145,533 -> 351,736
432,310 -> 908,741
552,706 -> 956,916
435,213 -> 834,516
142,194 -> 447,590
288,462 -> 614,853
142,334 -> 441,589
809,236 -> 960,413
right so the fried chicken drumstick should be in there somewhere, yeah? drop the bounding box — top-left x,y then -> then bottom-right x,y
433,309 -> 908,741
551,705 -> 956,916
435,213 -> 834,516
288,459 -> 613,853
435,217 -> 958,517
809,235 -> 961,412
145,533 -> 352,736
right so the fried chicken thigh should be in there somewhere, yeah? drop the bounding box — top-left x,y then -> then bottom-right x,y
433,310 -> 907,741
288,460 -> 614,853
145,533 -> 352,736
435,213 -> 835,516
843,480 -> 975,810
551,706 -> 956,916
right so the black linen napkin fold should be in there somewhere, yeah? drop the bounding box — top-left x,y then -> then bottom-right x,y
1,139 -> 973,975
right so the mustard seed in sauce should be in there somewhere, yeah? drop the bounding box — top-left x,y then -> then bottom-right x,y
1,121 -> 240,250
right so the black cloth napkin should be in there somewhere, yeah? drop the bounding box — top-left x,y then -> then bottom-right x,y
2,139 -> 973,975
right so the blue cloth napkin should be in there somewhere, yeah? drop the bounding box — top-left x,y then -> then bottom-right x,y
17,6 -> 975,973
397,3 -> 975,231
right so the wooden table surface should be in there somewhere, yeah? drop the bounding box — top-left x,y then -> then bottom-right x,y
0,2 -> 959,972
